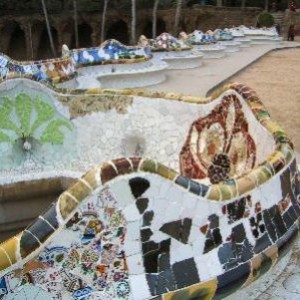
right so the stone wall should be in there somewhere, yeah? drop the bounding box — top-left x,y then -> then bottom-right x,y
0,6 -> 262,60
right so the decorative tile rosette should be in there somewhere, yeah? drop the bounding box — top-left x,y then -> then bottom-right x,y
180,93 -> 256,183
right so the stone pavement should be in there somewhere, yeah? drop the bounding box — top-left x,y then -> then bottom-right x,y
147,42 -> 300,97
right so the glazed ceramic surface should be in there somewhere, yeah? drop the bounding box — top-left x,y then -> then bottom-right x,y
0,78 -> 299,300
71,39 -> 152,68
0,53 -> 75,84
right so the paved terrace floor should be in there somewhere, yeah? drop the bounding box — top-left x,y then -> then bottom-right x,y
146,41 -> 300,97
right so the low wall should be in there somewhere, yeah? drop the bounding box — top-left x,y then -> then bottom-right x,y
0,177 -> 75,242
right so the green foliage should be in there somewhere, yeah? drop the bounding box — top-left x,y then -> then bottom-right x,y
40,119 -> 73,144
31,97 -> 55,133
0,93 -> 73,146
258,12 -> 275,28
0,97 -> 21,135
15,93 -> 33,137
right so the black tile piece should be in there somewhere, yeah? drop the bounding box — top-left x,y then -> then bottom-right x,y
280,167 -> 295,201
158,253 -> 171,272
143,239 -> 171,273
200,184 -> 209,197
156,270 -> 177,295
141,228 -> 153,242
282,210 -> 294,228
41,203 -> 59,229
20,230 -> 40,257
263,209 -> 277,242
226,197 -> 247,224
143,211 -> 154,226
175,176 -> 189,189
240,239 -> 254,262
26,217 -> 55,244
189,180 -> 201,195
136,197 -> 149,214
129,177 -> 150,199
146,271 -> 176,296
146,273 -> 158,296
208,214 -> 219,229
142,241 -> 159,256
218,243 -> 236,270
212,228 -> 222,245
253,233 -> 272,254
288,205 -> 298,223
204,238 -> 216,254
292,198 -> 300,217
172,258 -> 199,289
270,205 -> 287,238
231,224 -> 246,243
159,218 -> 192,244
215,262 -> 251,299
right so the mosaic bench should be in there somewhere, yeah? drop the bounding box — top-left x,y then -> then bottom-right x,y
0,53 -> 75,84
179,31 -> 226,59
59,40 -> 167,89
240,27 -> 283,45
139,33 -> 204,70
0,79 -> 299,300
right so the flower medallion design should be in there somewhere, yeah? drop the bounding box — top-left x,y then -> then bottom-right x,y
180,94 -> 256,182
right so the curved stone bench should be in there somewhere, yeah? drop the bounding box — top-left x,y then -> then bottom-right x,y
194,44 -> 226,59
58,59 -> 168,89
218,41 -> 241,53
248,36 -> 283,45
234,37 -> 252,47
0,79 -> 299,300
152,50 -> 204,69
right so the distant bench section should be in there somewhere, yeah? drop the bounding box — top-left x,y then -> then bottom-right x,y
59,40 -> 168,89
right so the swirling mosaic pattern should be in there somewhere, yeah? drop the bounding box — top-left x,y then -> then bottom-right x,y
0,53 -> 75,84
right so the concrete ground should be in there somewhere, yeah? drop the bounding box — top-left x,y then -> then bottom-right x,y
228,48 -> 300,153
146,41 -> 300,97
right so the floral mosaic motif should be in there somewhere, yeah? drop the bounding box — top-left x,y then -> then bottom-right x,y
180,93 -> 257,181
0,53 -> 75,83
0,93 -> 73,166
72,39 -> 152,67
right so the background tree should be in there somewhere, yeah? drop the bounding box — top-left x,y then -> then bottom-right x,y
73,0 -> 79,48
152,0 -> 160,38
101,0 -> 109,43
174,0 -> 183,36
41,0 -> 57,57
131,0 -> 136,44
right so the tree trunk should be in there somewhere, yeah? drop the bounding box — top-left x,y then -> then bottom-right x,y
265,0 -> 269,11
152,0 -> 160,39
101,0 -> 109,43
131,0 -> 136,44
174,0 -> 183,36
41,0 -> 57,57
73,0 -> 79,48
241,0 -> 246,8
